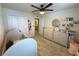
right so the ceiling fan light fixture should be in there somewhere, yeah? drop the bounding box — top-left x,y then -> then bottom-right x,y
31,3 -> 53,15
39,11 -> 45,15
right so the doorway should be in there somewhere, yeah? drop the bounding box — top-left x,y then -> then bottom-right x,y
35,18 -> 39,34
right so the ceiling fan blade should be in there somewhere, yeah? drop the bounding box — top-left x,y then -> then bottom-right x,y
44,3 -> 53,8
32,10 -> 39,12
31,5 -> 40,9
45,9 -> 53,11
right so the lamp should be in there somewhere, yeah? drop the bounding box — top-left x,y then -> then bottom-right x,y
39,11 -> 45,15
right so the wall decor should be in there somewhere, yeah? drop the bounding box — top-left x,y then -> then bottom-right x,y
66,17 -> 73,21
28,20 -> 32,31
68,23 -> 74,27
65,17 -> 74,31
74,21 -> 79,24
52,19 -> 60,27
62,24 -> 65,26
59,29 -> 67,33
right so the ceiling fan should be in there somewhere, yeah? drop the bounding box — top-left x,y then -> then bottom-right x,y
31,3 -> 53,14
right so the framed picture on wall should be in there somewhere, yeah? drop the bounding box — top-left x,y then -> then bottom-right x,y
66,17 -> 73,21
65,17 -> 74,29
74,21 -> 79,24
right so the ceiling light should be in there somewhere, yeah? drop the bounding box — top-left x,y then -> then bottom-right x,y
39,11 -> 45,15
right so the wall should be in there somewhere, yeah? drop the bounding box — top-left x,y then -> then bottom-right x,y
0,4 -> 4,48
39,7 -> 79,46
39,17 -> 45,36
2,8 -> 36,38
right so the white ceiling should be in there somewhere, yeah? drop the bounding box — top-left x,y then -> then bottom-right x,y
1,3 -> 79,13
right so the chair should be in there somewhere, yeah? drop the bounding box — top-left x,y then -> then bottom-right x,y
3,38 -> 37,56
68,42 -> 79,55
68,31 -> 79,55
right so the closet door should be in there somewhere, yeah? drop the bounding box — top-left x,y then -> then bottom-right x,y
54,31 -> 68,47
18,16 -> 28,37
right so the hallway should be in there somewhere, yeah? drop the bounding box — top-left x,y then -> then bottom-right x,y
34,32 -> 70,56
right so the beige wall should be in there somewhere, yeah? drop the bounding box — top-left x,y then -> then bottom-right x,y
2,8 -> 36,38
0,4 -> 4,48
39,7 -> 79,46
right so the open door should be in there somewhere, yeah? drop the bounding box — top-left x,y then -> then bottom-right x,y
35,18 -> 39,32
